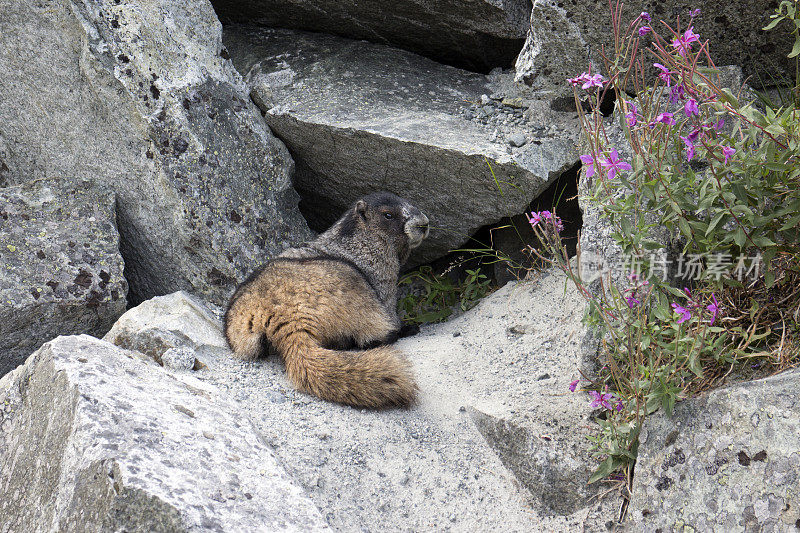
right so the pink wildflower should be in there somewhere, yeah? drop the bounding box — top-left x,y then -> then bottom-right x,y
684,98 -> 699,116
680,135 -> 696,161
654,63 -> 672,86
527,211 -> 542,226
722,145 -> 736,164
589,390 -> 616,410
655,112 -> 676,125
707,294 -> 720,325
672,27 -> 700,57
582,73 -> 606,90
579,154 -> 596,178
569,379 -> 580,392
669,84 -> 685,104
671,303 -> 692,324
599,149 -> 632,179
639,26 -> 652,36
625,101 -> 639,126
567,72 -> 591,87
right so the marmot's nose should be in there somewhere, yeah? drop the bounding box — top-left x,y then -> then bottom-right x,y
417,213 -> 429,234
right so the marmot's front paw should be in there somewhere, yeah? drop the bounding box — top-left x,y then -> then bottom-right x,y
398,323 -> 420,338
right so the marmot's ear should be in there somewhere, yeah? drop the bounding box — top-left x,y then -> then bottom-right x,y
355,200 -> 368,220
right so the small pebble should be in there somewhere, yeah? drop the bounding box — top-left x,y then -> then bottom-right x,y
161,346 -> 196,371
508,133 -> 527,147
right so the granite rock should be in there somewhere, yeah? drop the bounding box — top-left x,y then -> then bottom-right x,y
0,178 -> 126,377
626,369 -> 800,531
104,290 -> 228,367
515,0 -> 791,96
401,268 -> 620,523
211,0 -> 531,72
225,26 -> 580,264
0,335 -> 329,531
0,0 -> 311,305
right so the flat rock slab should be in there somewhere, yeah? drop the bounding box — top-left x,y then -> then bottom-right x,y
0,335 -> 329,531
225,26 -> 580,264
516,1 -> 791,95
101,274 -> 618,530
0,0 -> 310,305
211,0 -> 531,72
627,369 -> 800,531
0,179 -> 126,377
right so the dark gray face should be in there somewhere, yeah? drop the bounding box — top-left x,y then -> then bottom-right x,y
354,192 -> 429,250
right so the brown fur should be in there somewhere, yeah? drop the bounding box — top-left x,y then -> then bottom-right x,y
224,192 -> 428,408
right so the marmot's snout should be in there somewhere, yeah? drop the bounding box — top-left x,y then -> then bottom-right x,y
405,210 -> 429,249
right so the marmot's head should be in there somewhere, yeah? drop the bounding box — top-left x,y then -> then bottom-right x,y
341,192 -> 429,261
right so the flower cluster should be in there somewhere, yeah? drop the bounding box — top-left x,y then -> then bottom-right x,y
569,380 -> 624,412
567,71 -> 606,89
671,288 -> 720,325
527,210 -> 564,233
579,149 -> 632,180
590,387 -> 623,411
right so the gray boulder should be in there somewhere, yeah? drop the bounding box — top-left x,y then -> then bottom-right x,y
104,290 -> 228,367
0,179 -> 126,377
224,26 -> 580,264
0,335 -> 330,531
0,0 -> 311,305
516,1 -> 790,96
626,369 -> 800,531
210,0 -> 531,72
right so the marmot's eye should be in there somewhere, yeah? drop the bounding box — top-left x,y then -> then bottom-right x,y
384,212 -> 394,220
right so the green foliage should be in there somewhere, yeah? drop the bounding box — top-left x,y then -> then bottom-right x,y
542,1 -> 800,487
398,266 -> 493,325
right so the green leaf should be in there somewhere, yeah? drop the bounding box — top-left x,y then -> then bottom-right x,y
733,227 -> 747,248
706,212 -> 727,236
720,88 -> 740,109
780,212 -> 800,231
789,37 -> 800,58
751,235 -> 777,248
588,456 -> 620,484
678,217 -> 692,237
763,16 -> 785,31
764,123 -> 788,136
687,352 -> 704,378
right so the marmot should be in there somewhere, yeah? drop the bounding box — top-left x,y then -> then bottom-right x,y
224,192 -> 429,408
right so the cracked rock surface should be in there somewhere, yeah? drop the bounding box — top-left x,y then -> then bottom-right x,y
0,0 -> 311,305
225,26 -> 580,264
0,178 -> 126,377
627,369 -> 800,532
211,0 -> 531,72
0,335 -> 330,531
516,0 -> 790,96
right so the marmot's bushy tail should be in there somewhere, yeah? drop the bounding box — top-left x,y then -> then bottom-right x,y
224,304 -> 418,408
281,330 -> 418,408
